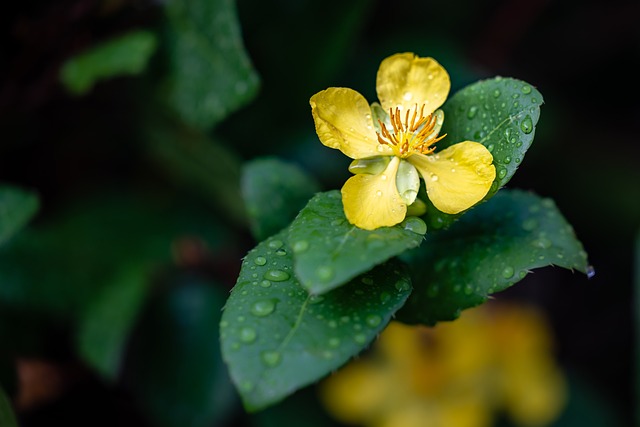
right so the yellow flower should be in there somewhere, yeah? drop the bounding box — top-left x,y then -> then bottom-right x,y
310,53 -> 496,230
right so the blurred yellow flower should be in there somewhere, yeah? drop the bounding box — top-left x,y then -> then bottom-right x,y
321,303 -> 567,427
310,53 -> 495,230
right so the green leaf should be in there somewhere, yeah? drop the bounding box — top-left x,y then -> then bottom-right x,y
221,231 -> 412,411
125,274 -> 236,427
0,385 -> 18,427
60,30 -> 158,95
241,158 -> 321,241
398,190 -> 589,325
162,0 -> 260,130
288,191 -> 425,295
76,264 -> 150,380
0,185 -> 39,247
425,77 -> 543,229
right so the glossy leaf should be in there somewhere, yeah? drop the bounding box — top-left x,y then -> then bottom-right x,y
288,191 -> 425,295
425,77 -> 543,229
241,157 -> 320,241
221,231 -> 412,411
399,190 -> 589,325
76,264 -> 150,380
0,185 -> 39,246
0,385 -> 18,427
126,274 -> 236,427
162,0 -> 259,130
60,30 -> 157,95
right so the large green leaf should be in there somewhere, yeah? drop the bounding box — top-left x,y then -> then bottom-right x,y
241,157 -> 320,241
221,230 -> 412,411
76,264 -> 150,381
60,30 -> 158,95
162,0 -> 259,130
399,190 -> 589,325
125,274 -> 236,427
0,385 -> 18,427
425,77 -> 543,229
288,191 -> 425,295
0,185 -> 39,246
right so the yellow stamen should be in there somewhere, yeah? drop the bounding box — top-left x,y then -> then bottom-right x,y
376,104 -> 445,157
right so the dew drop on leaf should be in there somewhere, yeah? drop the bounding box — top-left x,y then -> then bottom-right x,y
251,299 -> 277,317
263,270 -> 290,282
292,240 -> 309,253
520,115 -> 533,134
239,327 -> 257,343
365,314 -> 382,327
261,351 -> 282,367
501,266 -> 515,279
254,256 -> 267,266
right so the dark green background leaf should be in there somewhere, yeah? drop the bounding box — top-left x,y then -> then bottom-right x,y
221,230 -> 412,411
125,274 -> 236,427
0,385 -> 18,427
0,185 -> 39,247
288,191 -> 425,295
241,157 -> 320,241
162,0 -> 260,130
424,78 -> 543,229
60,30 -> 158,95
399,189 -> 589,325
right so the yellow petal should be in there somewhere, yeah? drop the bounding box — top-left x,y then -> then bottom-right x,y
408,142 -> 495,214
310,88 -> 390,159
376,53 -> 450,117
342,156 -> 406,230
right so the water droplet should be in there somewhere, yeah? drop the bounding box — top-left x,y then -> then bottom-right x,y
463,284 -> 474,295
268,240 -> 283,249
430,174 -> 439,182
531,97 -> 538,103
502,266 -> 515,279
401,217 -> 427,235
467,105 -> 478,119
513,101 -> 520,108
260,280 -> 272,288
361,277 -> 374,285
328,320 -> 337,328
365,314 -> 382,327
261,351 -> 281,367
504,156 -> 512,164
251,299 -> 277,317
309,295 -> 325,304
531,237 -> 552,249
292,240 -> 309,253
521,85 -> 532,94
487,144 -> 495,153
328,337 -> 341,348
254,256 -> 267,266
519,270 -> 527,279
380,292 -> 391,304
220,320 -> 229,328
381,174 -> 387,181
586,265 -> 596,279
498,168 -> 507,179
264,270 -> 290,282
376,190 -> 383,197
403,91 -> 413,101
239,327 -> 257,343
520,115 -> 533,134
521,218 -> 538,231
395,280 -> 411,292
316,266 -> 334,282
354,333 -> 367,344
493,89 -> 501,98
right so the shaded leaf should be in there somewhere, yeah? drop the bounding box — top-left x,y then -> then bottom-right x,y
76,264 -> 150,380
0,185 -> 39,246
126,274 -> 236,427
399,190 -> 589,325
162,0 -> 259,130
0,385 -> 18,427
425,78 -> 543,229
241,157 -> 320,241
289,191 -> 425,294
60,30 -> 157,95
221,230 -> 412,411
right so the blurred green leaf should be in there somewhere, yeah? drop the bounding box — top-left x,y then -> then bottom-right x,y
221,230 -> 411,411
425,78 -> 543,229
288,191 -> 425,295
242,157 -> 320,241
162,0 -> 260,130
0,185 -> 38,247
76,264 -> 150,380
126,274 -> 236,427
399,190 -> 589,325
0,385 -> 18,427
60,30 -> 158,95
145,118 -> 246,227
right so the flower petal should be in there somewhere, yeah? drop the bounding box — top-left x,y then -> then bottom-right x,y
342,156 -> 406,230
310,88 -> 388,159
408,142 -> 496,214
376,53 -> 450,117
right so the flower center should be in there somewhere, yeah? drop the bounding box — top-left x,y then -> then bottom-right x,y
376,104 -> 445,158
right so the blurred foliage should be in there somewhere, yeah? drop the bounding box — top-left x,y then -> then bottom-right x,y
0,0 -> 636,425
